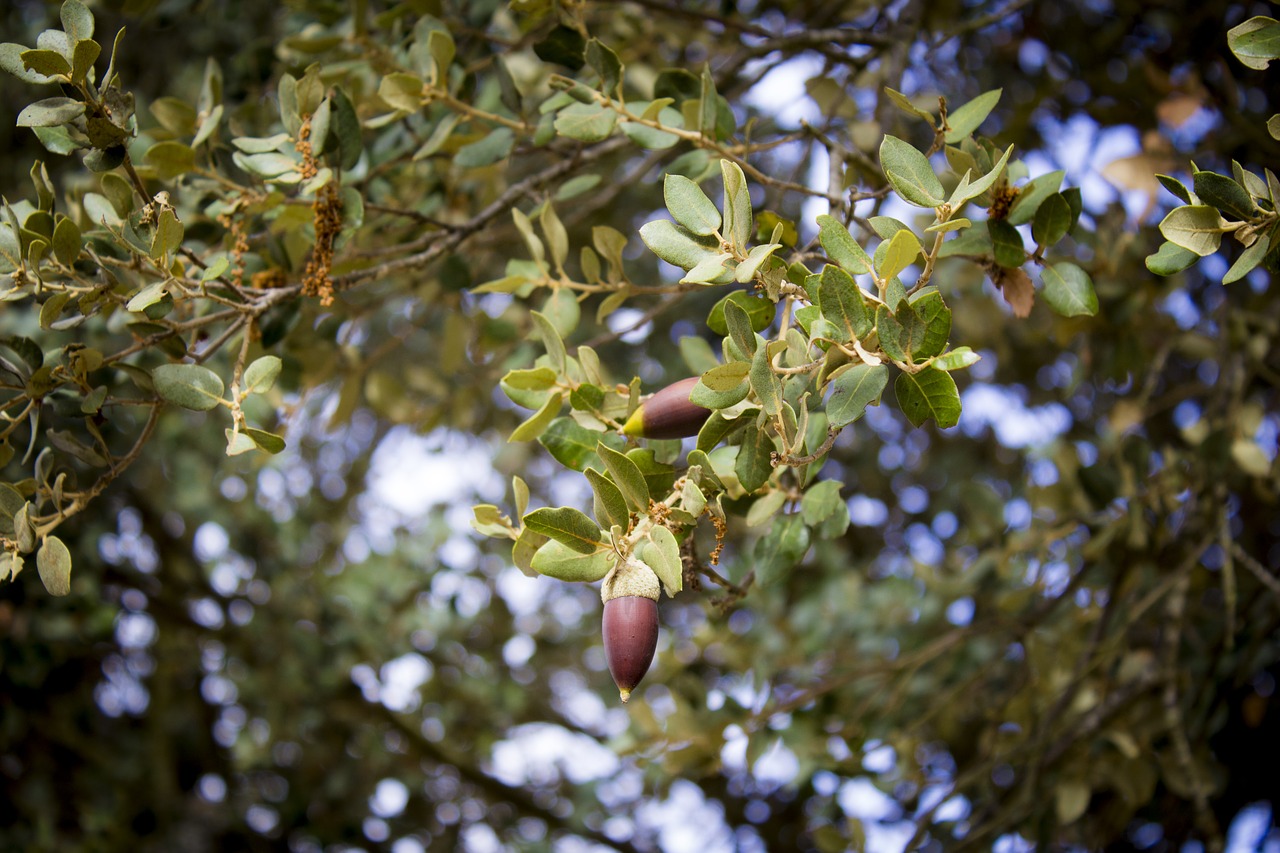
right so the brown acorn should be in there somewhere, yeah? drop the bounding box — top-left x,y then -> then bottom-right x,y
601,558 -> 661,703
621,376 -> 711,440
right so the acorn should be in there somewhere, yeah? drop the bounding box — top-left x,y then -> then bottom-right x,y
601,557 -> 661,703
621,376 -> 711,440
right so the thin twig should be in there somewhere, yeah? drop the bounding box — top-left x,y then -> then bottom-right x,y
776,427 -> 837,465
330,137 -> 631,291
582,292 -> 688,348
1161,571 -> 1223,851
1230,540 -> 1280,598
37,404 -> 161,537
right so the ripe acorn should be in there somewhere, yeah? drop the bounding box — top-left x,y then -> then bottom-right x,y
621,376 -> 711,440
601,557 -> 661,703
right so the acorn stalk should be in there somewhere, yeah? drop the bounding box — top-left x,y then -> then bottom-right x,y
601,557 -> 660,703
621,376 -> 711,440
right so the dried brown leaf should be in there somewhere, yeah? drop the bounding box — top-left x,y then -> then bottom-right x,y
994,266 -> 1034,318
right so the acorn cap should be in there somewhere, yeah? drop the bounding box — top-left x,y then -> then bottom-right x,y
601,555 -> 661,604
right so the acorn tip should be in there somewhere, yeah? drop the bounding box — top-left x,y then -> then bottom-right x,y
619,687 -> 632,703
621,407 -> 645,437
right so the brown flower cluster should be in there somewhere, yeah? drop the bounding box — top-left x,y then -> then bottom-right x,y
217,211 -> 250,291
296,114 -> 339,307
986,183 -> 1020,221
296,115 -> 318,181
708,511 -> 727,567
302,180 -> 340,307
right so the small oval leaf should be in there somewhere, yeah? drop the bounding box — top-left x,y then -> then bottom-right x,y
243,355 -> 282,395
531,538 -> 613,582
152,363 -> 225,411
37,535 -> 72,596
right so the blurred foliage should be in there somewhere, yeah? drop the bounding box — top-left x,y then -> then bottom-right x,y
0,1 -> 1278,851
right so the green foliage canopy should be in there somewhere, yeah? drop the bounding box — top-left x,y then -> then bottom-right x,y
0,1 -> 1278,851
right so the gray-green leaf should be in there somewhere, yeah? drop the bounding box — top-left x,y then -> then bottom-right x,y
226,428 -> 257,456
880,135 -> 945,207
707,290 -> 774,336
13,503 -> 35,554
1007,170 -> 1065,225
933,347 -> 981,371
554,103 -> 617,142
664,174 -> 720,236
508,391 -> 562,442
16,97 -> 84,127
895,367 -> 961,428
735,423 -> 775,491
800,480 -> 844,526
530,310 -> 566,376
1159,205 -> 1225,257
1041,262 -> 1098,317
754,515 -> 810,587
52,216 -> 80,266
242,355 -> 282,394
945,89 -> 1001,143
61,0 -> 95,42
244,428 -> 286,454
949,144 -> 1013,206
597,442 -> 650,511
826,363 -> 888,427
1145,241 -> 1199,275
454,126 -> 515,168
724,300 -> 757,358
988,218 -> 1025,268
522,506 -> 603,555
621,118 -> 681,149
818,265 -> 873,341
1,43 -> 58,84
735,242 -> 781,284
585,467 -> 630,530
641,524 -> 682,597
539,417 -> 621,472
1031,193 -> 1072,247
639,218 -> 721,270
816,214 -> 873,275
878,228 -> 922,282
37,535 -> 72,596
152,363 -> 225,411
233,151 -> 299,178
1223,234 -> 1270,284
150,208 -> 184,261
20,50 -> 71,79
585,38 -> 623,97
691,366 -> 750,409
532,538 -> 613,582
721,159 -> 752,251
145,141 -> 196,180
750,342 -> 783,417
1228,16 -> 1280,70
1193,171 -> 1256,221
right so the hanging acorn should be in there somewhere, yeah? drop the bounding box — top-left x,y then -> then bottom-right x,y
621,376 -> 711,440
600,557 -> 660,703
